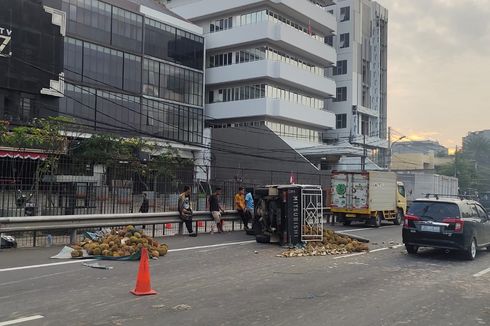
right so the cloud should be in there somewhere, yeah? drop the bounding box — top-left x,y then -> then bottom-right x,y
375,0 -> 490,148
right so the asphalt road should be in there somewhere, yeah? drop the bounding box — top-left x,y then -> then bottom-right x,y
1,223 -> 489,326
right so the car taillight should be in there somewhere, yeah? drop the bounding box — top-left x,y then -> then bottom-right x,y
443,218 -> 464,233
403,215 -> 420,228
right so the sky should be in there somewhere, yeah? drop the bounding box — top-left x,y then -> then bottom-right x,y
375,0 -> 490,149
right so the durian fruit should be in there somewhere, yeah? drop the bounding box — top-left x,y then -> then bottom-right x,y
151,250 -> 160,258
102,250 -> 110,256
93,248 -> 102,256
134,232 -> 142,239
157,245 -> 168,256
71,250 -> 82,258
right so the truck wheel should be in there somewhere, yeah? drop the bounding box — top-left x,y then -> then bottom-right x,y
256,234 -> 271,244
394,209 -> 403,225
405,244 -> 419,255
463,238 -> 477,260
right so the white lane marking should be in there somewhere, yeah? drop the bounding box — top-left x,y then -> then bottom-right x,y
0,260 -> 96,273
337,228 -> 375,233
370,247 -> 389,253
0,315 -> 44,326
473,267 -> 490,278
333,252 -> 366,260
0,240 -> 256,273
168,240 -> 255,253
333,245 -> 403,260
392,244 -> 404,249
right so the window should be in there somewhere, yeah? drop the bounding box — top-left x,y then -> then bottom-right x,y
142,99 -> 203,144
475,205 -> 488,219
123,53 -> 141,93
96,90 -> 140,133
210,17 -> 233,32
143,59 -> 160,97
64,37 -> 83,81
145,18 -> 204,70
362,86 -> 370,108
334,87 -> 347,102
334,60 -> 347,75
19,97 -> 32,121
83,42 -> 124,89
112,7 -> 143,52
336,114 -> 347,129
340,7 -> 350,22
61,84 -> 96,130
325,35 -> 334,46
62,0 -> 111,44
340,33 -> 350,48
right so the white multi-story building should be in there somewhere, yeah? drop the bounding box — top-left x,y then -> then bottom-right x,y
167,0 -> 337,139
165,0 -> 341,183
325,0 -> 389,167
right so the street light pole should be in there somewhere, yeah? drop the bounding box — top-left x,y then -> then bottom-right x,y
388,130 -> 406,172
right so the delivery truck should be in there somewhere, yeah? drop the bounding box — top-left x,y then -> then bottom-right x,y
331,171 -> 407,227
395,173 -> 458,207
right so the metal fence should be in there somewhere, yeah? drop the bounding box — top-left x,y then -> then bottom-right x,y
0,157 -> 330,219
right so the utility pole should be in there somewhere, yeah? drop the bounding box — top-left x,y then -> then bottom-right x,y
454,145 -> 458,178
387,127 -> 392,170
361,134 -> 366,171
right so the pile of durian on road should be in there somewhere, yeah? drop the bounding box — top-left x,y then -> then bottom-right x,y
279,228 -> 369,257
70,225 -> 168,259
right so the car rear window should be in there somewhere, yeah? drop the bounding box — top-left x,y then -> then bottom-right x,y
408,201 -> 460,221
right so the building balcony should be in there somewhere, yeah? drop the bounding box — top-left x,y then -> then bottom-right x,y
206,20 -> 336,66
171,0 -> 336,34
205,98 -> 335,130
206,60 -> 336,98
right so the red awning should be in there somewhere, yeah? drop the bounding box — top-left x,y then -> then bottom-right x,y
0,150 -> 48,160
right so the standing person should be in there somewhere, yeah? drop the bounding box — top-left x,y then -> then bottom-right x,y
244,189 -> 254,230
178,185 -> 197,237
209,188 -> 225,233
234,187 -> 247,230
139,193 -> 149,213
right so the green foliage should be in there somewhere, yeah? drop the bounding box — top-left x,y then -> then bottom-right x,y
436,155 -> 477,192
437,134 -> 490,194
0,117 -> 71,152
72,135 -> 194,190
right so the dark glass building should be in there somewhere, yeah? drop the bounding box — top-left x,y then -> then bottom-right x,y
0,0 -> 205,146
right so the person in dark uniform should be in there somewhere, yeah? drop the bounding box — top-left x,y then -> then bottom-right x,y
139,193 -> 149,213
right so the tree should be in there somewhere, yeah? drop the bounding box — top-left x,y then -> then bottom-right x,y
0,117 -> 74,211
462,134 -> 490,165
72,135 -> 193,191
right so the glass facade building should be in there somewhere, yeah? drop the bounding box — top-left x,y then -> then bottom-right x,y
58,0 -> 205,145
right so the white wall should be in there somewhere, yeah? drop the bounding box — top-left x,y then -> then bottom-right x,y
206,60 -> 335,98
206,98 -> 335,129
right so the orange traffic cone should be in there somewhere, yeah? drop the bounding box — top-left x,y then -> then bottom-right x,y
130,247 -> 157,296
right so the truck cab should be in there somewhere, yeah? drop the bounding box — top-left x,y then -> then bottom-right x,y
397,181 -> 407,215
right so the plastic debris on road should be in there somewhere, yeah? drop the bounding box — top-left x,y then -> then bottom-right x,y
83,262 -> 114,270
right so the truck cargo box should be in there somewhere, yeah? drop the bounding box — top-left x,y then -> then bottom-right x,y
331,171 -> 397,212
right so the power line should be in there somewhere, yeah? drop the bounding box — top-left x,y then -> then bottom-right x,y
15,56 -> 386,154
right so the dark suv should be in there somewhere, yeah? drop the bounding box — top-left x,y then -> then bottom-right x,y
402,197 -> 490,260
